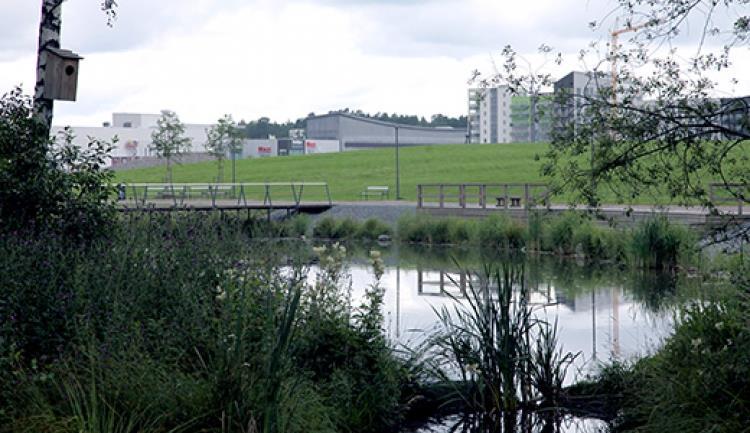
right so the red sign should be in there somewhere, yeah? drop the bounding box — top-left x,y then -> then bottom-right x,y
305,141 -> 316,149
258,146 -> 272,154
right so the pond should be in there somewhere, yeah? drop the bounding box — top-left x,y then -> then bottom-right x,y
300,242 -> 699,433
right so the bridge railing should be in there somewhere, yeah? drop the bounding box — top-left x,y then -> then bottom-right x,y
120,182 -> 332,208
709,182 -> 747,215
417,183 -> 550,210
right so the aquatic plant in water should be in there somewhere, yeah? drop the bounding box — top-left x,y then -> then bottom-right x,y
422,261 -> 580,430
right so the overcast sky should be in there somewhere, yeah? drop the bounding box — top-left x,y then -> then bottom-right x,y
1,0 -> 748,126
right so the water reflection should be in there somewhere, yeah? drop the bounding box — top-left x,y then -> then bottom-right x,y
342,245 -> 693,369
413,412 -> 607,433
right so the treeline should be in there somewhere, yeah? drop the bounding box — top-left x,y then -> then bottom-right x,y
239,109 -> 467,139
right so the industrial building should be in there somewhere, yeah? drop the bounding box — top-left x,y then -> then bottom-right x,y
305,113 -> 466,148
52,112 -> 214,162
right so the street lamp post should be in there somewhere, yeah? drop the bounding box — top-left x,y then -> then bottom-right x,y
395,126 -> 401,200
231,149 -> 236,184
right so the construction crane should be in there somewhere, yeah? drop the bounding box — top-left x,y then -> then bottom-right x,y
610,19 -> 656,103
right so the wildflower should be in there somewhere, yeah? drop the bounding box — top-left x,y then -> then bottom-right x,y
715,321 -> 724,331
691,338 -> 702,348
369,250 -> 381,259
339,245 -> 347,254
215,286 -> 226,301
312,245 -> 326,255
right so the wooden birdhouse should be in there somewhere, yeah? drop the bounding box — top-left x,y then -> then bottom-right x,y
43,48 -> 83,101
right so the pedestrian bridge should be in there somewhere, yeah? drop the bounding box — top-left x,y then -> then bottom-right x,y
117,182 -> 333,215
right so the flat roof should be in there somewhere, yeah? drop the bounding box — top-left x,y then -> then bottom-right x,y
306,113 -> 463,132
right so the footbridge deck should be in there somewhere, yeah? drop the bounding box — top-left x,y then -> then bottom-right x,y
117,182 -> 333,215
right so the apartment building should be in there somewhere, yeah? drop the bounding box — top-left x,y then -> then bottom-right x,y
467,86 -> 512,143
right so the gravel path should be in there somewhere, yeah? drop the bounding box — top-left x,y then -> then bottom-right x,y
309,201 -> 417,226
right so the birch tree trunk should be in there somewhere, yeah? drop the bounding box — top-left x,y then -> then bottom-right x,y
33,0 -> 64,136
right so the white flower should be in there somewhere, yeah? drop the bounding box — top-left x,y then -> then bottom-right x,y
715,321 -> 724,330
312,246 -> 326,255
691,338 -> 702,348
369,250 -> 381,259
215,286 -> 226,301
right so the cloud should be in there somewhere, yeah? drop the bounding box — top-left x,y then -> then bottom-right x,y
2,0 -> 748,128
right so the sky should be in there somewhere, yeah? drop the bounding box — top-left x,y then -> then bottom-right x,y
1,0 -> 748,127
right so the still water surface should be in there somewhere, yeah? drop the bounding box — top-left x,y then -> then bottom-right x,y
338,245 -> 683,367
301,243 -> 696,433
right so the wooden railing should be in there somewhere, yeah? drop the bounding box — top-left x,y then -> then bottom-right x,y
417,183 -> 550,210
709,183 -> 747,215
120,182 -> 332,208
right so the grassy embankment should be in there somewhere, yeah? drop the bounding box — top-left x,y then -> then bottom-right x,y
116,143 -> 746,205
115,143 -> 554,202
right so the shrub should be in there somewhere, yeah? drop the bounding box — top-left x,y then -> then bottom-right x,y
476,215 -> 526,250
592,295 -> 750,433
397,215 -> 431,244
630,217 -> 696,269
543,212 -> 580,254
427,219 -> 452,244
477,214 -> 511,248
503,219 -> 527,250
527,211 -> 545,251
0,214 -> 408,433
289,214 -> 311,237
0,88 -> 116,241
313,216 -> 338,239
356,218 -> 392,241
449,219 -> 475,244
333,218 -> 359,239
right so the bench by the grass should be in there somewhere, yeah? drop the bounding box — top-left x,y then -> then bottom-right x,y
361,186 -> 390,200
496,196 -> 522,207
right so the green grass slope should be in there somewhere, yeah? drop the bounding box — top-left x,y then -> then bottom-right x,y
115,143 -> 549,202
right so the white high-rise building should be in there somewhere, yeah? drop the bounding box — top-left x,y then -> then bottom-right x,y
467,86 -> 512,144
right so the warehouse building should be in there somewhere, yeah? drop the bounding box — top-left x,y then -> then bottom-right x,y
305,113 -> 467,149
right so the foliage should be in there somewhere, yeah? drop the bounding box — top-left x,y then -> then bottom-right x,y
313,216 -> 339,239
396,212 -> 699,268
356,218 -> 392,241
0,214 -> 409,433
0,87 -> 116,240
205,114 -> 244,183
630,216 -> 697,269
313,217 -> 389,241
587,290 -> 750,433
150,110 -> 192,183
490,1 -> 750,227
422,262 -> 579,425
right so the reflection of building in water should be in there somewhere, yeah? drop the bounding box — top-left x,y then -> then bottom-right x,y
554,286 -> 622,359
414,267 -> 624,359
416,268 -> 558,306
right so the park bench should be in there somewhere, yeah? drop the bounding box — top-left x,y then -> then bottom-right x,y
496,196 -> 522,207
361,186 -> 390,200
